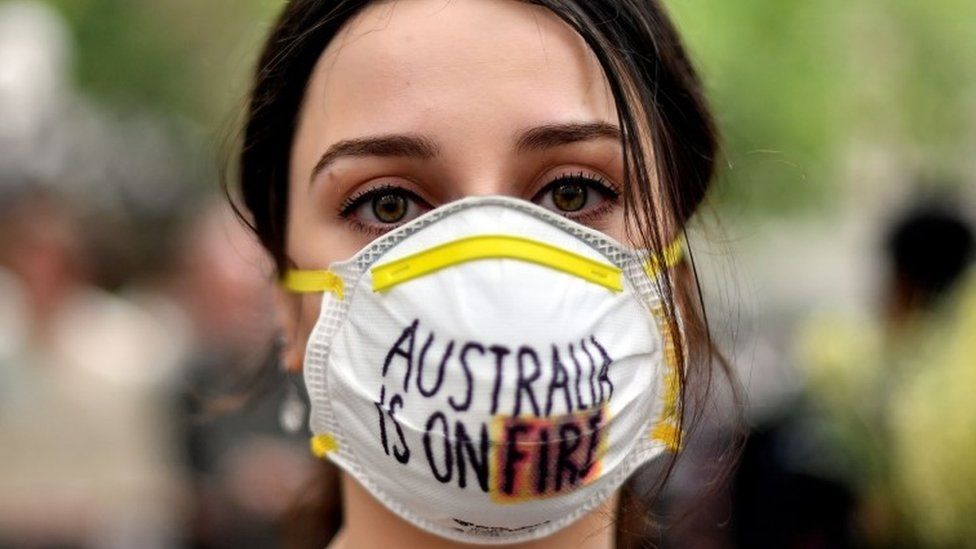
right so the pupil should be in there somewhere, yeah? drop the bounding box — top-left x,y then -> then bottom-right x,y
552,182 -> 587,212
372,193 -> 407,223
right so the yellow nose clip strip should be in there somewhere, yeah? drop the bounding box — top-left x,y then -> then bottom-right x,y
370,234 -> 622,293
281,235 -> 684,295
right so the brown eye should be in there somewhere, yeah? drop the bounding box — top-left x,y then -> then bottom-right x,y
551,181 -> 587,212
531,171 -> 620,226
339,184 -> 432,235
372,192 -> 408,223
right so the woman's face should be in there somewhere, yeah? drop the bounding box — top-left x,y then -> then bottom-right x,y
281,0 -> 635,368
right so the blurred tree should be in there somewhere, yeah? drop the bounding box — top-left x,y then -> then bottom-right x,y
669,0 -> 976,217
41,0 -> 278,128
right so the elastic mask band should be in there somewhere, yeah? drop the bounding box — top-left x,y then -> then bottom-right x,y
649,303 -> 684,452
280,269 -> 345,298
369,234 -> 622,293
310,433 -> 339,458
651,421 -> 682,452
643,238 -> 684,279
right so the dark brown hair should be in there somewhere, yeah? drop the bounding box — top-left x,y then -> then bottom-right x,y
230,0 -> 739,546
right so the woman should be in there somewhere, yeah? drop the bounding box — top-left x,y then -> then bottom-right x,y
231,0 -> 731,547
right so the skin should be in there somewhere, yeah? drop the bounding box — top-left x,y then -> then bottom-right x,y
279,1 -> 650,547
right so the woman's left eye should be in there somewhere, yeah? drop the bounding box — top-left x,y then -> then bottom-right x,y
532,171 -> 620,218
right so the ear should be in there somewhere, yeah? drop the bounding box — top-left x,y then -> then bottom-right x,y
273,286 -> 306,373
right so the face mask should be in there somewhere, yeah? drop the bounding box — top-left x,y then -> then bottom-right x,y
282,196 -> 684,545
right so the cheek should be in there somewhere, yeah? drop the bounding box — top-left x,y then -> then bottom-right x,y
596,205 -> 630,247
297,293 -> 323,351
279,291 -> 326,366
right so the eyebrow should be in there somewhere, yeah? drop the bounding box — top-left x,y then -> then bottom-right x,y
513,121 -> 621,154
309,121 -> 621,184
310,133 -> 440,183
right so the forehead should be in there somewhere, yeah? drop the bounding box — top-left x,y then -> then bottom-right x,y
296,0 -> 617,144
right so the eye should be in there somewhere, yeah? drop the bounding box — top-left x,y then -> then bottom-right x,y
338,184 -> 432,233
373,192 -> 409,223
532,171 -> 620,219
551,181 -> 587,212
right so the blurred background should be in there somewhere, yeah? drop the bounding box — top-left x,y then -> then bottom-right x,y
0,0 -> 973,547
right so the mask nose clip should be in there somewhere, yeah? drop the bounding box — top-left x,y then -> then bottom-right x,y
369,234 -> 623,293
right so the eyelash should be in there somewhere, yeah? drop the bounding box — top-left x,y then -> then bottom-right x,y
338,183 -> 417,217
337,171 -> 620,235
534,170 -> 620,224
336,183 -> 420,236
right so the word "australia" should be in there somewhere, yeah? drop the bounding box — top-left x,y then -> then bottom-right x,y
381,319 -> 615,417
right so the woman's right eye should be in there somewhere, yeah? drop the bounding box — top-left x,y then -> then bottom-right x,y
338,185 -> 432,234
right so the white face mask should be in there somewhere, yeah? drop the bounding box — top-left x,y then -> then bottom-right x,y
283,196 -> 683,545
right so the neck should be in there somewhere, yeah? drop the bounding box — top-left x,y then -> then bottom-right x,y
334,473 -> 617,549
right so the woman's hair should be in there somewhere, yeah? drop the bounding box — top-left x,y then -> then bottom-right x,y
229,0 -> 739,545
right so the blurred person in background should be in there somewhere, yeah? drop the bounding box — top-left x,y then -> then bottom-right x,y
170,202 -> 323,548
881,203 -> 975,547
0,2 -> 331,546
0,185 -> 185,548
1,2 -> 191,545
794,198 -> 975,547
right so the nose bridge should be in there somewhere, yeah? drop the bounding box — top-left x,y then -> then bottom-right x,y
459,178 -> 509,198
443,155 -> 533,201
439,123 -> 522,200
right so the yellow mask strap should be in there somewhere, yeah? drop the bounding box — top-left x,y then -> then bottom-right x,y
280,269 -> 345,299
649,303 -> 684,452
310,433 -> 339,458
643,237 -> 684,279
